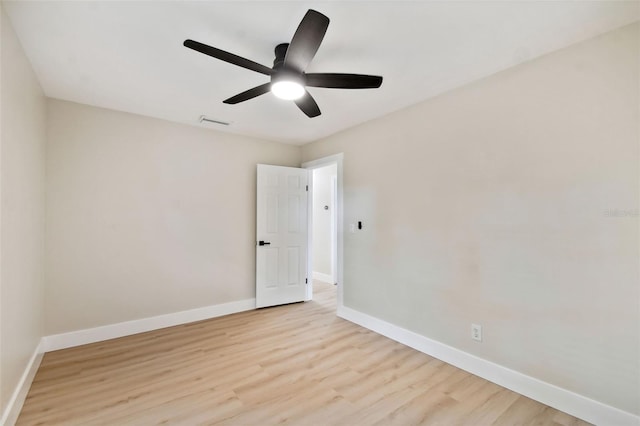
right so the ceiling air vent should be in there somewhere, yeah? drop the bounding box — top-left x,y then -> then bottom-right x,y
199,115 -> 230,126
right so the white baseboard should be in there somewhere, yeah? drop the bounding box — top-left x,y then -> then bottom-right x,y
312,271 -> 333,284
42,298 -> 256,352
1,341 -> 44,426
337,305 -> 639,426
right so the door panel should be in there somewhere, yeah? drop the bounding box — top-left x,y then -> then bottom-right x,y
256,164 -> 308,308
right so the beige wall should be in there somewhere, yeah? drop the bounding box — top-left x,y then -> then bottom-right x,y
302,23 -> 639,414
45,100 -> 300,334
312,165 -> 337,277
0,5 -> 47,415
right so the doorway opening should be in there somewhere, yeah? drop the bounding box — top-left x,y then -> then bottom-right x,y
303,154 -> 344,310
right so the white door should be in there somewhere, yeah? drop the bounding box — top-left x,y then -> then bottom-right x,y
256,164 -> 308,308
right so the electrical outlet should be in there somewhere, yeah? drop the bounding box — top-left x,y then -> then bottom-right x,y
471,324 -> 482,342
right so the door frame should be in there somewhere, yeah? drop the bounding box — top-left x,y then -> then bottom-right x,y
331,175 -> 338,285
302,153 -> 344,310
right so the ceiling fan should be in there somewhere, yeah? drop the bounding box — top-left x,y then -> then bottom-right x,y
183,9 -> 383,118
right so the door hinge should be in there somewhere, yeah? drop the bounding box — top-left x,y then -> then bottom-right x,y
305,278 -> 308,284
306,185 -> 308,191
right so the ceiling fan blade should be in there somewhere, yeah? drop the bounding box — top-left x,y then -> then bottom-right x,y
223,83 -> 271,104
294,91 -> 321,118
184,39 -> 273,76
284,10 -> 329,72
306,73 -> 383,89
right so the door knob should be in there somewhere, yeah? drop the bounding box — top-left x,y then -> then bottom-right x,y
258,241 -> 271,246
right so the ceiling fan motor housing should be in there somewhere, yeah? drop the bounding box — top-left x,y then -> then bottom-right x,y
273,43 -> 289,69
272,43 -> 306,84
271,43 -> 306,94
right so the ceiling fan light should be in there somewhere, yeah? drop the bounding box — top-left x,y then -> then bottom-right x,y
271,80 -> 305,100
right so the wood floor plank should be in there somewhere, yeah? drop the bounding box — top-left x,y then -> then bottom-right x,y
17,282 -> 592,425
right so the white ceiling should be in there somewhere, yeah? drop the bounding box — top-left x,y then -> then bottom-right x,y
3,1 -> 638,145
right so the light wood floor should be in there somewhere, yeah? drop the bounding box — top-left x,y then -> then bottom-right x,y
18,282 -> 590,425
